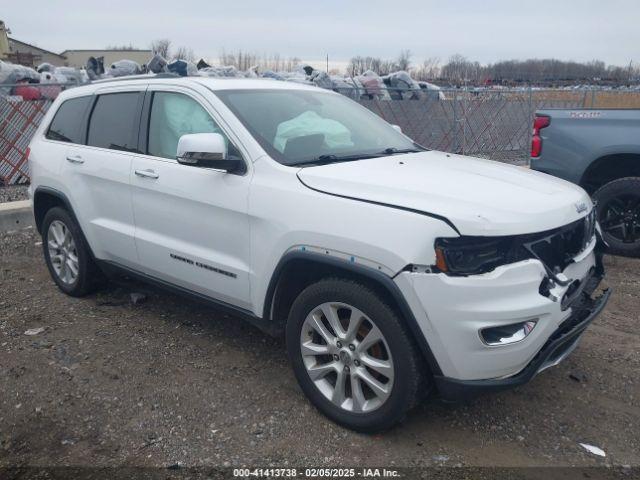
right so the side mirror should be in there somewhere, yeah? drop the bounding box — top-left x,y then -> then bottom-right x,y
391,124 -> 402,134
176,133 -> 245,174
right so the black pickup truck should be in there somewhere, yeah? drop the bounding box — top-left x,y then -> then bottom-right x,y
530,109 -> 640,256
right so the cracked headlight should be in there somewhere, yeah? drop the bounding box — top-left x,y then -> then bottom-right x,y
434,236 -> 513,276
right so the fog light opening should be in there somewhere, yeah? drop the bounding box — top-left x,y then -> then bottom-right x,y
480,320 -> 538,346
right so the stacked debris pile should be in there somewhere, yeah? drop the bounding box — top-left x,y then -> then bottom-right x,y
0,60 -> 90,100
0,53 -> 444,102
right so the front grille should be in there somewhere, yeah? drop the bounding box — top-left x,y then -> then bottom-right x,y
433,210 -> 597,277
516,209 -> 596,273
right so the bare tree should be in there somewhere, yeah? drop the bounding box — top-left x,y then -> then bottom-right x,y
480,58 -> 628,85
347,56 -> 397,76
174,46 -> 196,62
396,49 -> 412,71
348,56 -> 378,76
220,49 -> 257,70
441,54 -> 484,84
284,56 -> 301,72
220,49 -> 300,72
150,39 -> 171,59
413,57 -> 440,80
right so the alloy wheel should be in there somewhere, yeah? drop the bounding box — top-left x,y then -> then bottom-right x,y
600,194 -> 640,244
300,302 -> 394,413
47,220 -> 79,285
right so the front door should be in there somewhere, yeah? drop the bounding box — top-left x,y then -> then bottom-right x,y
130,88 -> 252,310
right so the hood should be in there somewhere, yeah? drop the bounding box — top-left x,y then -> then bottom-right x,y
297,151 -> 592,236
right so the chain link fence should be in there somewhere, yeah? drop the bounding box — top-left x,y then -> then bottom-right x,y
358,88 -> 640,163
2,85 -> 640,185
0,84 -> 68,185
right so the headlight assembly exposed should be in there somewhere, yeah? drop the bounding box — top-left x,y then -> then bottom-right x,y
434,236 -> 515,276
434,211 -> 597,277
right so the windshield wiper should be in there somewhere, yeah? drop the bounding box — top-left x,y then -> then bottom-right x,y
293,152 -> 386,167
381,147 -> 424,155
292,146 -> 426,167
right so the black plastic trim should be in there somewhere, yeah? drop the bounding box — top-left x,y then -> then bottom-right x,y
296,175 -> 461,235
435,287 -> 611,401
138,89 -> 152,154
96,260 -> 281,337
33,186 -> 79,234
78,95 -> 93,145
263,249 -> 444,376
33,186 -> 102,269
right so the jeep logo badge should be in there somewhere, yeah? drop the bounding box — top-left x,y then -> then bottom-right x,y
575,202 -> 588,214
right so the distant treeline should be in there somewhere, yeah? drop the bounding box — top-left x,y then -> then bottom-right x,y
150,40 -> 639,86
348,53 -> 640,86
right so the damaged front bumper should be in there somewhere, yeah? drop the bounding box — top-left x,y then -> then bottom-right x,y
435,287 -> 610,401
433,253 -> 610,401
394,231 -> 611,400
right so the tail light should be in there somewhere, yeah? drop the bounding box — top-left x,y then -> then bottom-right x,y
531,115 -> 550,158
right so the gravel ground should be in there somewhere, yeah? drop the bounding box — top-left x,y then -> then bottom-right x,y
0,227 -> 638,473
0,186 -> 29,203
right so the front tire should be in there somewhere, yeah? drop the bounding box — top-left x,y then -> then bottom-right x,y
286,278 -> 427,432
42,207 -> 102,296
594,177 -> 640,257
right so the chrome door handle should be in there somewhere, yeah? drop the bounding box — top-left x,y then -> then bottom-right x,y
135,169 -> 159,179
66,155 -> 84,164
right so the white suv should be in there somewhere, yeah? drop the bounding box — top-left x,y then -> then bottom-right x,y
28,76 -> 610,432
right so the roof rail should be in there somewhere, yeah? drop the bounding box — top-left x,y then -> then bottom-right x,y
91,72 -> 181,84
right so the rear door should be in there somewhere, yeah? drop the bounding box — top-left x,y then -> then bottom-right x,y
40,94 -> 93,190
130,85 -> 252,310
59,86 -> 144,266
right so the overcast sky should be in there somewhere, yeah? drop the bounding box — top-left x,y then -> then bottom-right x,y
3,0 -> 638,69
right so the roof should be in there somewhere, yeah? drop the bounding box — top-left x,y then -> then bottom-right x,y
59,76 -> 322,100
192,77 -> 319,91
7,37 -> 66,59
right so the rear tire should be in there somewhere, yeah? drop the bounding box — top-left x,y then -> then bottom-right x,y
286,278 -> 427,432
42,207 -> 103,296
594,177 -> 640,257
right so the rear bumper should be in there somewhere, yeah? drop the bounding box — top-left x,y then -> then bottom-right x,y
434,284 -> 610,401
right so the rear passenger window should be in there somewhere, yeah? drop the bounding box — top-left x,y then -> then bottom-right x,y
87,92 -> 141,151
46,96 -> 91,144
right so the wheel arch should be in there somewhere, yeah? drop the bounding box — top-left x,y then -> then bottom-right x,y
33,187 -> 96,262
263,250 -> 443,376
33,186 -> 77,234
580,153 -> 640,193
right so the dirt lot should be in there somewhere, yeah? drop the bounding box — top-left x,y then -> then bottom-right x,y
0,227 -> 639,473
0,186 -> 29,204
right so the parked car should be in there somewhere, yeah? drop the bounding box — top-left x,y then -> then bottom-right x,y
530,109 -> 640,257
28,77 -> 609,432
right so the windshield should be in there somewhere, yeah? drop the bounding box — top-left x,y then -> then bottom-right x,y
214,89 -> 423,166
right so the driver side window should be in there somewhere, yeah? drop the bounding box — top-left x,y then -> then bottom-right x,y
147,92 -> 241,160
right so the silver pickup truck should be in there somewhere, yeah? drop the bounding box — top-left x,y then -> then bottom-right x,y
530,109 -> 640,256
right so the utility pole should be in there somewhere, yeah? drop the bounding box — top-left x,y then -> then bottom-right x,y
326,54 -> 329,73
